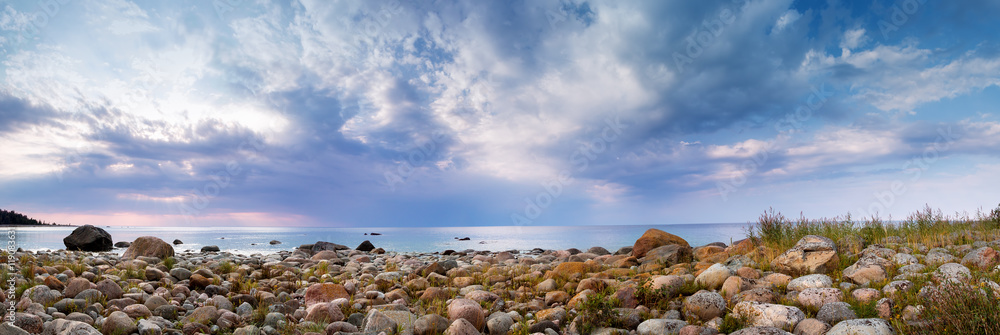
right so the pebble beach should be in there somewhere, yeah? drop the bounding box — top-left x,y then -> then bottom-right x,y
3,224 -> 1000,335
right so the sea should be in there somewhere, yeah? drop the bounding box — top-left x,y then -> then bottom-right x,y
7,223 -> 749,255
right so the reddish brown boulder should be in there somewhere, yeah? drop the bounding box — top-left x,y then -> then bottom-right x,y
304,283 -> 350,307
122,236 -> 174,260
632,228 -> 690,258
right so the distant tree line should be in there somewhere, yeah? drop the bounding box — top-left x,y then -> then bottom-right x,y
0,209 -> 68,226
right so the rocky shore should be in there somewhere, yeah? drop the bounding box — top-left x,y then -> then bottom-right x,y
2,226 -> 999,335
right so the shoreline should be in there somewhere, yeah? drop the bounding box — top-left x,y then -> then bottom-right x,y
3,219 -> 999,335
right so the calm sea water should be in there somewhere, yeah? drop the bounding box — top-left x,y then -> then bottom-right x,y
8,224 -> 748,255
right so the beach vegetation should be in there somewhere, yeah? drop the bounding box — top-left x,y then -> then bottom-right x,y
300,321 -> 328,334
718,312 -> 750,334
163,256 -> 176,270
893,280 -> 1000,334
635,276 -> 675,311
576,287 -> 624,334
746,204 -> 1000,262
217,260 -> 235,274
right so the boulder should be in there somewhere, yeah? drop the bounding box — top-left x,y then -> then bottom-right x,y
446,318 -> 481,335
325,321 -> 359,334
961,247 -> 999,270
312,241 -> 349,252
114,241 -> 131,248
825,318 -> 894,335
201,245 -> 220,252
304,283 -> 350,307
733,301 -> 805,329
357,240 -> 376,252
182,306 -> 219,325
683,291 -> 726,321
362,309 -> 397,334
305,302 -> 345,323
63,278 -> 94,298
102,311 -> 137,335
123,304 -> 153,318
448,299 -> 485,330
416,314 -> 451,335
544,262 -> 594,279
40,319 -> 102,335
0,323 -> 29,335
816,302 -> 856,325
485,313 -> 514,335
95,279 -> 123,299
636,319 -> 688,335
641,244 -> 693,266
792,319 -> 830,335
733,288 -> 780,304
770,235 -> 838,276
842,254 -> 890,285
137,319 -> 161,335
728,326 -> 794,335
796,288 -> 843,310
172,239 -> 183,245
694,263 -> 732,290
23,285 -> 62,305
63,225 -> 113,252
934,262 -> 971,283
122,236 -> 174,260
787,274 -> 833,292
633,228 -> 690,258
13,313 -> 43,333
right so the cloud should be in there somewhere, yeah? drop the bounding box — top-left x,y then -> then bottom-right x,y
2,0 -> 1000,226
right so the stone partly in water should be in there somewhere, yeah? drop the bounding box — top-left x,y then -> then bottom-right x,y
357,240 -> 376,252
114,241 -> 131,248
312,241 -> 349,252
770,235 -> 839,276
632,228 -> 691,258
201,245 -> 221,252
63,225 -> 113,252
122,236 -> 175,260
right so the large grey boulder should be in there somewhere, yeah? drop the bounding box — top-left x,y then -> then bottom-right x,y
825,318 -> 894,335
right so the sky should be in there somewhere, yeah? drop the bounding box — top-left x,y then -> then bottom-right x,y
1,0 -> 999,227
